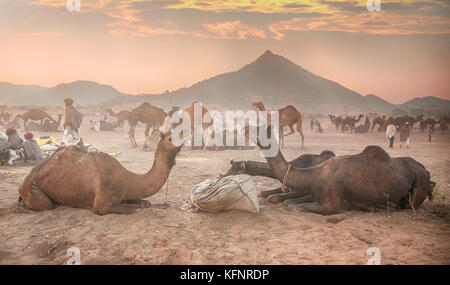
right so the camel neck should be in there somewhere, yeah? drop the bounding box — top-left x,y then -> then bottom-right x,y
126,149 -> 175,200
264,149 -> 319,195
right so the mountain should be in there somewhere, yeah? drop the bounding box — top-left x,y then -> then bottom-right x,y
141,50 -> 398,113
0,81 -> 126,106
399,96 -> 450,111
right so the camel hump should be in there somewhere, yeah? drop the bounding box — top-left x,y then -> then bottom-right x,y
361,145 -> 391,162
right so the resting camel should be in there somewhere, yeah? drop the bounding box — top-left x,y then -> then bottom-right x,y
106,109 -> 130,127
226,150 -> 335,203
128,103 -> 168,147
341,114 -> 364,133
355,117 -> 370,133
41,115 -> 63,132
252,101 -> 304,148
254,127 -> 434,215
18,131 -> 182,215
328,115 -> 343,131
98,120 -> 120,131
371,116 -> 385,131
18,109 -> 55,131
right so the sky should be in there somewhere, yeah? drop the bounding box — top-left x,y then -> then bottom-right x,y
0,0 -> 449,104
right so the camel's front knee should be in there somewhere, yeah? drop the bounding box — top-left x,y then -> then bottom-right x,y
20,187 -> 54,211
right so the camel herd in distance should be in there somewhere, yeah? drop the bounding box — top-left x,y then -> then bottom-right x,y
1,102 -> 448,151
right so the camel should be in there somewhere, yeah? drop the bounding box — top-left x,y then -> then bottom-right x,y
341,114 -> 364,133
226,150 -> 335,203
106,109 -> 130,127
328,115 -> 343,131
98,120 -> 120,131
18,109 -> 55,131
371,116 -> 385,131
253,126 -> 434,215
0,111 -> 11,122
252,101 -> 304,148
18,131 -> 182,215
41,115 -> 63,132
355,117 -> 370,133
438,116 -> 448,133
128,103 -> 168,147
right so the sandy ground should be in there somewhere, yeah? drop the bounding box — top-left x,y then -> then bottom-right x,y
0,116 -> 449,265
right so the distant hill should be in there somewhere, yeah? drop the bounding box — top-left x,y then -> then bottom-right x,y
399,96 -> 450,111
1,51 -> 449,116
0,81 -> 126,106
140,50 -> 398,113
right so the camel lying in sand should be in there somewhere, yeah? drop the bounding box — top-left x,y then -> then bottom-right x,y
254,127 -> 434,215
18,131 -> 182,215
226,150 -> 335,203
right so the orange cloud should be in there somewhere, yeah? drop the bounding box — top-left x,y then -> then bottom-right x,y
203,21 -> 266,39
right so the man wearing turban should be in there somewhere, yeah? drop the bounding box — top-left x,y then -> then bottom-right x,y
62,98 -> 84,144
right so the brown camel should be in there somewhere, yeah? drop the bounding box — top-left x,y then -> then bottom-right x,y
170,102 -> 215,150
128,103 -> 168,147
41,115 -> 63,132
371,116 -> 385,131
18,131 -> 182,215
98,120 -> 121,131
328,115 -> 343,131
355,116 -> 370,133
253,127 -> 434,215
19,109 -> 55,131
252,101 -> 304,148
341,114 -> 364,133
0,111 -> 12,122
438,116 -> 448,133
106,109 -> 130,127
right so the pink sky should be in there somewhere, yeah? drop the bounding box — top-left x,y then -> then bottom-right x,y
1,0 -> 449,104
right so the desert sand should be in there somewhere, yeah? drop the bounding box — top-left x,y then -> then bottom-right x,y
0,113 -> 449,265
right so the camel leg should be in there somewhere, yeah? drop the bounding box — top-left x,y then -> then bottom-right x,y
19,183 -> 54,211
283,125 -> 295,137
297,126 -> 304,149
128,125 -> 137,147
266,191 -> 303,203
282,196 -> 313,206
121,199 -> 151,208
144,124 -> 151,137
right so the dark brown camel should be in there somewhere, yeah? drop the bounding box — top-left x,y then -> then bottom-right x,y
341,114 -> 364,133
106,109 -> 130,127
41,114 -> 63,132
254,127 -> 434,215
128,103 -> 168,147
252,101 -> 304,148
438,116 -> 448,133
18,131 -> 181,215
328,115 -> 343,131
226,150 -> 335,203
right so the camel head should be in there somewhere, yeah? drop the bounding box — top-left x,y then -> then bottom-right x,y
156,131 -> 183,158
252,101 -> 265,111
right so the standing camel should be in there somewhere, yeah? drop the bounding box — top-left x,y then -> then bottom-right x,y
106,109 -> 130,127
19,109 -> 55,131
252,101 -> 304,148
128,103 -> 168,147
328,115 -> 343,131
341,114 -> 364,133
371,116 -> 385,131
438,116 -> 448,133
18,131 -> 182,215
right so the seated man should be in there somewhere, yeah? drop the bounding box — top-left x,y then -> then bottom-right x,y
22,132 -> 43,161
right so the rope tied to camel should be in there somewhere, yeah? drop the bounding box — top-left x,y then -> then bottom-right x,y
281,164 -> 291,192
